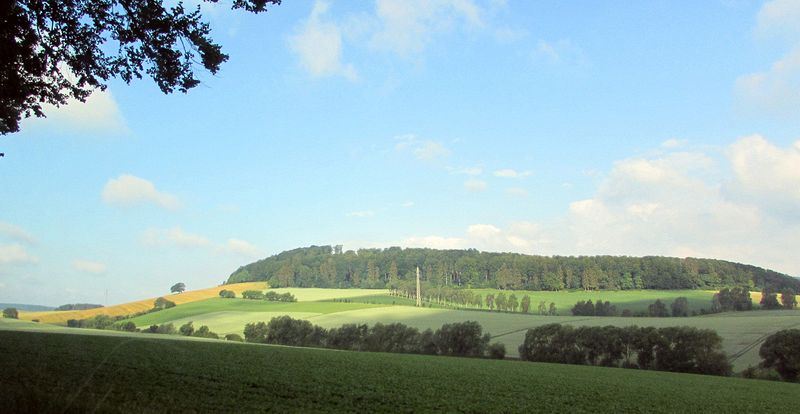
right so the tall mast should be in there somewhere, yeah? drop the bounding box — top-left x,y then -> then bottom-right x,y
416,266 -> 422,307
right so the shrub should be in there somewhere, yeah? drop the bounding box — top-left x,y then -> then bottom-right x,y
153,297 -> 176,310
192,325 -> 219,339
488,342 -> 506,359
433,321 -> 490,357
244,322 -> 269,343
179,321 -> 195,336
759,329 -> 800,382
225,333 -> 244,342
242,290 -> 265,300
671,297 -> 689,317
648,300 -> 669,317
2,307 -> 19,319
218,289 -> 236,299
119,321 -> 137,332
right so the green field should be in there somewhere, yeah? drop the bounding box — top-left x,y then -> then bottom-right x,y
107,288 -> 800,373
463,289 -> 717,315
1,328 -> 797,413
125,298 -> 388,327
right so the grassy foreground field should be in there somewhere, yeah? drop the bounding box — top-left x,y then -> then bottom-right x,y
1,328 -> 797,413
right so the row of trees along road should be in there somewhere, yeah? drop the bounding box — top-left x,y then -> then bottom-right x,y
227,246 -> 799,292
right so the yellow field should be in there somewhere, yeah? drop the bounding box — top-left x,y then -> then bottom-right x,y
18,282 -> 268,325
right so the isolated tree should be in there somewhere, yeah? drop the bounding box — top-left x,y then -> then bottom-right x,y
648,299 -> 669,317
495,293 -> 507,312
218,289 -> 236,299
179,321 -> 195,336
548,302 -> 557,316
781,289 -> 797,310
670,297 -> 689,317
485,294 -> 495,311
488,342 -> 506,359
153,296 -> 175,309
759,329 -> 800,382
170,282 -> 186,294
2,307 -> 19,319
520,295 -> 531,314
508,294 -> 519,313
1,0 -> 282,135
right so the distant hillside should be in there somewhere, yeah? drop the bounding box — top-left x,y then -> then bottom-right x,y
0,303 -> 54,312
228,246 -> 800,292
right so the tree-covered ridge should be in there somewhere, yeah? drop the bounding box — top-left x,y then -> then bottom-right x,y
227,246 -> 800,292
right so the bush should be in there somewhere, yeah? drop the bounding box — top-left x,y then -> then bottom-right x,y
518,324 -> 731,376
648,300 -> 669,317
225,333 -> 244,342
153,297 -> 176,310
218,289 -> 236,299
759,329 -> 800,382
433,321 -> 490,357
192,325 -> 219,339
118,321 -> 137,332
264,316 -> 326,347
671,297 -> 689,317
179,321 -> 195,336
488,342 -> 506,359
244,322 -> 269,343
242,290 -> 265,300
2,307 -> 19,319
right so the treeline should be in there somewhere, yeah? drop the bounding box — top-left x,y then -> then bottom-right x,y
244,316 -> 502,358
227,246 -> 799,292
238,290 -> 297,302
55,303 -> 103,311
518,324 -> 732,376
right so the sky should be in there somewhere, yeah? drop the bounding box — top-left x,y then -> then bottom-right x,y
2,0 -> 800,306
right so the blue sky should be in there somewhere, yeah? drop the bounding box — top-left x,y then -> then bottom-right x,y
2,0 -> 800,306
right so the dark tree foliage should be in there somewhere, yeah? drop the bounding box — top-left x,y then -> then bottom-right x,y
670,297 -> 689,317
227,246 -> 799,292
648,299 -> 669,317
781,289 -> 797,310
572,300 -> 595,316
712,287 -> 752,312
118,321 -> 137,332
55,303 -> 103,311
192,325 -> 219,339
488,342 -> 506,359
2,307 -> 19,319
153,296 -> 175,310
241,290 -> 265,300
760,289 -> 782,310
759,329 -> 800,382
0,0 -> 281,134
179,321 -> 194,336
218,289 -> 236,299
518,324 -> 731,376
433,321 -> 491,357
224,333 -> 244,342
170,282 -> 186,294
243,321 -> 268,343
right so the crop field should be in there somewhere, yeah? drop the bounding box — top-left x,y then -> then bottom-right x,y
1,329 -> 797,413
17,282 -> 270,324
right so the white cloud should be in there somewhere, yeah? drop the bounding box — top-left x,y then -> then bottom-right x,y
221,238 -> 260,257
401,201 -> 415,208
392,136 -> 800,275
464,179 -> 487,192
347,210 -> 376,218
72,260 -> 107,275
141,227 -> 211,248
288,1 -> 357,81
493,168 -> 532,178
102,174 -> 180,210
505,187 -> 528,197
30,90 -> 127,134
661,138 -> 688,148
532,39 -> 585,66
370,0 -> 484,56
0,222 -> 35,244
725,134 -> 800,207
735,47 -> 800,115
756,0 -> 800,41
0,244 -> 38,265
394,134 -> 450,161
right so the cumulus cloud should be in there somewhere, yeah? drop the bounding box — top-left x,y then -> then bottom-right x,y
221,238 -> 260,257
347,210 -> 376,218
102,174 -> 180,210
494,168 -> 532,178
28,90 -> 127,134
0,222 -> 35,244
141,227 -> 211,248
288,1 -> 357,80
756,0 -> 800,41
464,179 -> 487,192
394,136 -> 800,275
735,48 -> 800,115
0,244 -> 38,265
72,260 -> 107,275
370,0 -> 484,56
395,134 -> 450,161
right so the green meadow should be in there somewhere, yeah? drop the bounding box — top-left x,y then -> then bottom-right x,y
110,288 -> 800,372
2,328 -> 797,413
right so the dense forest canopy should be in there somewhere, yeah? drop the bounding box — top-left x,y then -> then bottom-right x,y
227,246 -> 799,292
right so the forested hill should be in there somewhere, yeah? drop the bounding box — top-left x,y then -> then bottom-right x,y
227,246 -> 800,292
